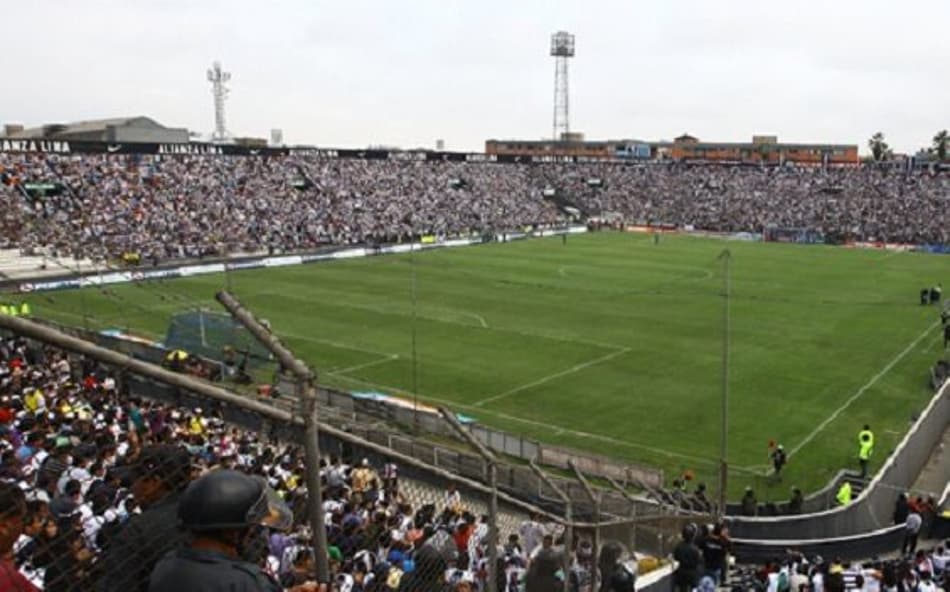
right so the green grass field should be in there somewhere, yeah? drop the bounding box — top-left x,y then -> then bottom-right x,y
25,233 -> 946,499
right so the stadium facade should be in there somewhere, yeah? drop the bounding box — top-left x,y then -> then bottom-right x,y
486,133 -> 860,164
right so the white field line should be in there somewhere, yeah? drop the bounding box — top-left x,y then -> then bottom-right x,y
473,347 -> 631,407
250,289 -> 491,330
326,371 -> 722,467
462,310 -> 489,328
276,332 -> 398,358
788,320 -> 941,458
327,354 -> 399,375
246,289 -> 626,351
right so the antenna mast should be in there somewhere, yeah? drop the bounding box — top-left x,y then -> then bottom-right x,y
207,61 -> 232,142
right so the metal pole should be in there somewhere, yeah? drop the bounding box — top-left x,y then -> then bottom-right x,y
77,255 -> 89,330
299,375 -> 330,583
718,249 -> 731,516
606,476 -> 639,553
215,291 -> 329,583
410,240 -> 419,432
569,461 -> 599,591
438,407 -> 497,592
529,459 -> 572,577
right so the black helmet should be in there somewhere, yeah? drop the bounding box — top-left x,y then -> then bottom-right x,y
178,469 -> 292,532
681,523 -> 697,542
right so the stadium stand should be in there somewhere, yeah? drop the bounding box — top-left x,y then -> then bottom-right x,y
1,151 -> 947,267
1,330 -> 664,591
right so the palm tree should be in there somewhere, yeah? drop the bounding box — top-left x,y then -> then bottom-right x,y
932,130 -> 949,161
868,132 -> 890,162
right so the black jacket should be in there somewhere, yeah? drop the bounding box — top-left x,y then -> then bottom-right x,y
148,547 -> 281,592
672,541 -> 702,587
99,492 -> 185,592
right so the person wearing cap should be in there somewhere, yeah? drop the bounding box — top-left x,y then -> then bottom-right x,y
99,445 -> 193,592
148,469 -> 319,592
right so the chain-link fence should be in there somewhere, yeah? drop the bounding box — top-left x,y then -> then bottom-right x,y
1,317 -> 683,592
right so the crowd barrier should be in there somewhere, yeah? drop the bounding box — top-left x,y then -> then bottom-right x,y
727,380 -> 949,540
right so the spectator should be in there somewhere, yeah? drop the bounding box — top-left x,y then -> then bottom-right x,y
672,524 -> 702,592
525,534 -> 561,592
0,481 -> 40,591
99,444 -> 194,591
901,508 -> 923,556
741,487 -> 758,516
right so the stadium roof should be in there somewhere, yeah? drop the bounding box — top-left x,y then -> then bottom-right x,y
10,116 -> 169,138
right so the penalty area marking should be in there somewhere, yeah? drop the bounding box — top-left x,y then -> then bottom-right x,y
788,319 -> 941,458
473,347 -> 631,407
326,354 -> 399,376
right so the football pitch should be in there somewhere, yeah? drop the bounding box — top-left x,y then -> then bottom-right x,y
26,233 -> 946,498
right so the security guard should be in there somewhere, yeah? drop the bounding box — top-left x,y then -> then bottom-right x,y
0,302 -> 8,316
20,301 -> 30,316
836,480 -> 852,506
148,470 -> 315,592
858,424 -> 874,478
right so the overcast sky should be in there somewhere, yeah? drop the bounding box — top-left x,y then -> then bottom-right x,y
3,0 -> 947,153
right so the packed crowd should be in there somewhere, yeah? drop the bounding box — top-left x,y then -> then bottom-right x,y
720,544 -> 950,592
0,153 -> 947,264
0,334 -> 624,591
0,154 -> 561,262
548,163 -> 948,245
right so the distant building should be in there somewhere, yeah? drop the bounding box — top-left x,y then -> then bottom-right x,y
669,133 -> 859,165
486,133 -> 859,165
233,137 -> 268,148
486,138 -> 650,160
6,116 -> 189,144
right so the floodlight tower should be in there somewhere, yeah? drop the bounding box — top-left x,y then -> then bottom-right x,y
207,61 -> 232,142
550,31 -> 575,141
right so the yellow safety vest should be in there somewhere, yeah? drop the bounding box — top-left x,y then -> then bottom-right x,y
858,430 -> 874,458
836,482 -> 852,505
0,305 -> 8,315
8,306 -> 18,317
20,302 -> 30,316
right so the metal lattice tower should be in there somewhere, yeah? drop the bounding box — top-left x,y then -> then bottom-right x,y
550,31 -> 575,141
207,61 -> 231,142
